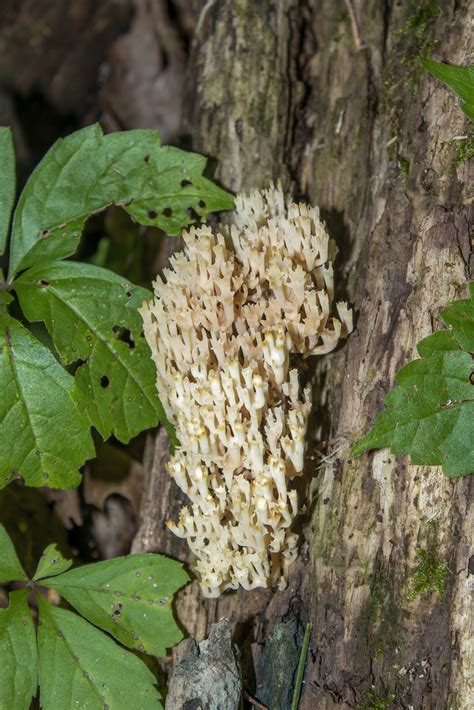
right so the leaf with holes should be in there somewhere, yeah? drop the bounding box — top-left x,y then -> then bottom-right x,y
422,59 -> 474,122
37,596 -> 162,710
0,524 -> 27,584
14,260 -> 172,443
0,127 -> 15,256
8,124 -> 234,279
41,553 -> 189,657
33,544 -> 72,581
0,590 -> 38,710
353,284 -> 474,477
0,309 -> 95,489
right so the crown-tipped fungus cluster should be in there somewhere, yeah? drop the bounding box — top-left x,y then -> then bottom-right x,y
140,184 -> 352,597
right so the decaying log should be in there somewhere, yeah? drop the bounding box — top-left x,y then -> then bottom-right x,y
136,1 -> 473,708
165,619 -> 243,710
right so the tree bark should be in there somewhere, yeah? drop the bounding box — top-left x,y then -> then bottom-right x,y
136,1 -> 473,708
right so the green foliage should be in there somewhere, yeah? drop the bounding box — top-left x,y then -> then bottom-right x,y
15,261 -> 164,443
33,544 -> 73,580
422,59 -> 474,122
0,591 -> 37,710
0,308 -> 95,489
353,285 -> 474,477
41,553 -> 188,656
0,525 -> 189,710
37,598 -> 160,710
7,124 -> 234,279
0,127 -> 15,257
0,524 -> 27,584
0,124 -> 233,489
0,484 -> 71,578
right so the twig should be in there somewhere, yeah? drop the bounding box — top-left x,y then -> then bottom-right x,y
344,0 -> 362,51
290,623 -> 312,710
244,690 -> 269,710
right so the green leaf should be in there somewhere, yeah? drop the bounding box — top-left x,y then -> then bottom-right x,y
0,291 -> 14,306
37,596 -> 162,710
42,553 -> 189,657
441,282 -> 474,351
15,260 -> 169,443
0,524 -> 27,583
0,310 -> 95,489
0,590 -> 37,710
8,124 -> 234,279
0,127 -> 15,257
353,286 -> 474,477
34,544 -> 72,581
422,59 -> 474,122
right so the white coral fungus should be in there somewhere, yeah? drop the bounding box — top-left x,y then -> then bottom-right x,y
140,184 -> 352,598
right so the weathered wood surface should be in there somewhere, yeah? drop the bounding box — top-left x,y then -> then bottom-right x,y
136,1 -> 473,708
165,619 -> 243,710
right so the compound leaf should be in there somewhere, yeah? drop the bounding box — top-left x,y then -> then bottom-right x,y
15,260 -> 169,443
42,553 -> 189,657
422,59 -> 474,121
353,285 -> 474,477
8,124 -> 234,279
0,127 -> 15,257
0,524 -> 27,584
0,309 -> 95,489
34,544 -> 72,581
0,590 -> 37,710
37,596 -> 162,710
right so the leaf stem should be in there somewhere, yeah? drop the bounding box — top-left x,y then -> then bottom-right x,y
291,623 -> 311,710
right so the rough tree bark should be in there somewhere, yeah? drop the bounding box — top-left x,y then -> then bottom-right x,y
135,1 -> 473,708
3,1 -> 470,708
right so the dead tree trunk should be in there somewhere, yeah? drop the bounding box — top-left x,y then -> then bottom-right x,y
135,1 -> 473,707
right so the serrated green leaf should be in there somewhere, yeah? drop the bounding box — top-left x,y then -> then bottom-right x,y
0,590 -> 37,710
37,595 -> 162,710
0,524 -> 27,583
422,59 -> 474,122
416,330 -> 460,357
15,260 -> 170,443
440,282 -> 474,352
8,124 -> 234,279
0,310 -> 95,489
42,553 -> 189,657
353,286 -> 474,477
34,544 -> 72,581
353,351 -> 474,476
0,127 -> 15,257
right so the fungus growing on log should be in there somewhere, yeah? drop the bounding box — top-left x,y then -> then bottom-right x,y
140,184 -> 353,597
